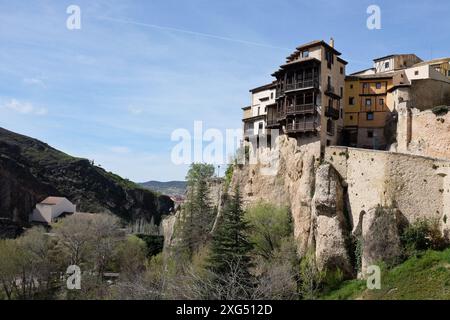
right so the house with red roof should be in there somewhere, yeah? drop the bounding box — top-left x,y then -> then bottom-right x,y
31,197 -> 76,224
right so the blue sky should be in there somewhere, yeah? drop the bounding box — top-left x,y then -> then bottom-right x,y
0,0 -> 449,181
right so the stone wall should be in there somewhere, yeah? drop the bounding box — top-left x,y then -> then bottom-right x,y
410,79 -> 450,111
396,104 -> 450,160
325,146 -> 450,235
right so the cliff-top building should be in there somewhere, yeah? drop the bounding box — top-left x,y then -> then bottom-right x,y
343,54 -> 450,149
242,82 -> 276,148
249,39 -> 348,152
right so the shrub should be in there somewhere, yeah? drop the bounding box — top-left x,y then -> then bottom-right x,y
401,219 -> 448,257
245,202 -> 292,260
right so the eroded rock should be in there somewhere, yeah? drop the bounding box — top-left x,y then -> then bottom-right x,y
313,164 -> 353,276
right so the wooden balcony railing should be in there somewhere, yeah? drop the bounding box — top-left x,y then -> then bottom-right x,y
286,104 -> 315,115
266,119 -> 279,127
285,79 -> 319,92
325,84 -> 335,94
286,122 -> 317,133
325,106 -> 340,120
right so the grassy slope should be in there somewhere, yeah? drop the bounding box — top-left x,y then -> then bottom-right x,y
323,249 -> 450,300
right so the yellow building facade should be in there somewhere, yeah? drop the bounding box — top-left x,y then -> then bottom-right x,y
343,75 -> 394,148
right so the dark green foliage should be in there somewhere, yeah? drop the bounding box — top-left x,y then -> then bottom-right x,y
180,163 -> 216,256
136,234 -> 164,257
400,219 -> 448,257
208,187 -> 253,284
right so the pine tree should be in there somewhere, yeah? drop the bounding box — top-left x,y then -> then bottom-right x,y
179,163 -> 215,256
208,186 -> 253,283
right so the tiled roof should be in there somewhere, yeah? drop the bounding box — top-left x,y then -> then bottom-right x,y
40,197 -> 66,205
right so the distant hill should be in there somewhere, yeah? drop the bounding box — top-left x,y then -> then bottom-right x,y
140,181 -> 187,197
0,127 -> 174,228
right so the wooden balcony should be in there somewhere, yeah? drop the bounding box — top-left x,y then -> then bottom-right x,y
286,104 -> 315,115
285,79 -> 319,92
325,106 -> 340,120
266,119 -> 280,128
286,121 -> 317,133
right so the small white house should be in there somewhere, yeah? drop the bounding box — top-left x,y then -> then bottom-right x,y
31,197 -> 76,224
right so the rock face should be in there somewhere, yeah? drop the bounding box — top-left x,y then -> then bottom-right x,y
232,135 -> 321,255
313,164 -> 353,276
0,127 -> 174,226
360,206 -> 403,274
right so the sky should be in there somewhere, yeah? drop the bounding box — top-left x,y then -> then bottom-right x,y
0,0 -> 449,181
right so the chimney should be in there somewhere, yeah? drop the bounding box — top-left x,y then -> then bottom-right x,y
329,37 -> 335,48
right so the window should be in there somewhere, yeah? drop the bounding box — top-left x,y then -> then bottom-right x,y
447,70 -> 450,77
376,82 -> 381,89
385,61 -> 390,69
363,83 -> 369,89
257,107 -> 260,115
340,67 -> 344,74
367,130 -> 374,138
259,122 -> 263,130
302,50 -> 309,58
350,115 -> 354,120
326,119 -> 334,135
349,97 -> 355,105
415,70 -> 419,76
350,84 -> 354,89
340,108 -> 343,119
271,92 -> 274,99
365,99 -> 372,107
367,112 -> 374,120
340,87 -> 343,98
379,98 -> 384,106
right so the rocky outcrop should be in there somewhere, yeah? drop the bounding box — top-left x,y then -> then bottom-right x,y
312,164 -> 353,276
359,206 -> 403,274
232,135 -> 320,255
0,127 -> 174,226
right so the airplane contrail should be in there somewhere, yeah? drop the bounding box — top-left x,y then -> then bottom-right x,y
96,16 -> 291,51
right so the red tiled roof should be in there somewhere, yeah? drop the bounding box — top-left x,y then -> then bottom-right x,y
40,197 -> 66,205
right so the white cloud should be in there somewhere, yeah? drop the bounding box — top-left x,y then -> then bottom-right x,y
1,98 -> 48,115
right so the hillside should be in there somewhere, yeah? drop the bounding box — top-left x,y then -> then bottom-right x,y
140,180 -> 187,197
323,249 -> 450,300
0,127 -> 174,228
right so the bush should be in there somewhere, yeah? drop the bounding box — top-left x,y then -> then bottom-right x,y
401,219 -> 448,257
245,202 -> 292,260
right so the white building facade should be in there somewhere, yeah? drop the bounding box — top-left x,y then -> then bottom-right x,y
31,197 -> 76,224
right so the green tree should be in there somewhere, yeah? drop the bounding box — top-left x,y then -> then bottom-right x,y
180,163 -> 216,256
208,186 -> 253,294
245,202 -> 292,260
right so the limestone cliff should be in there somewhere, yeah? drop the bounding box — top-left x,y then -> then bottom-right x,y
231,135 -> 450,277
232,135 -> 320,256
